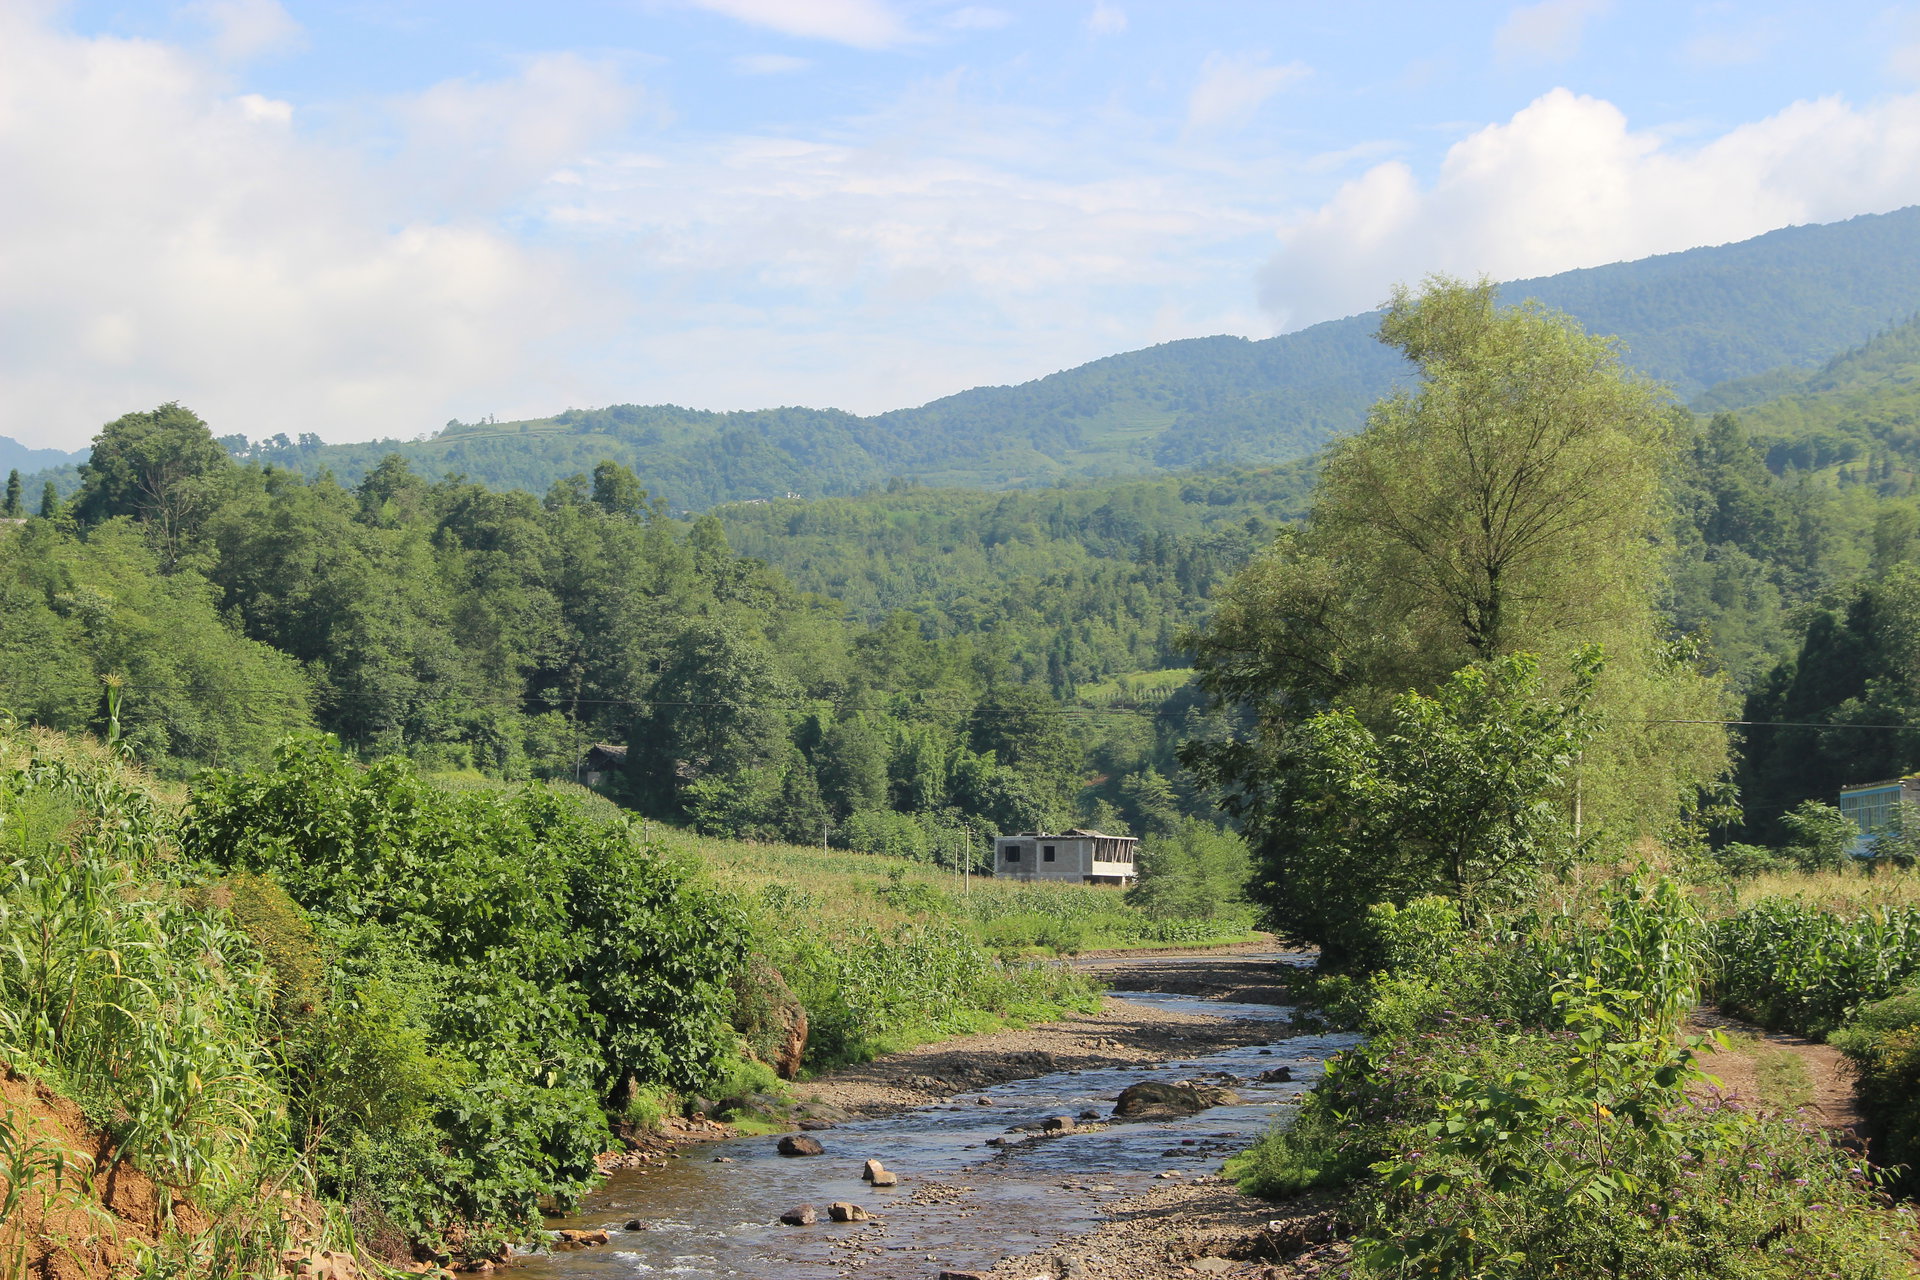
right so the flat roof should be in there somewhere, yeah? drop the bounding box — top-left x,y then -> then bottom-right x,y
1840,776 -> 1920,794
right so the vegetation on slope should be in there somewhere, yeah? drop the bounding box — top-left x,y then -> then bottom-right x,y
0,722 -> 1120,1269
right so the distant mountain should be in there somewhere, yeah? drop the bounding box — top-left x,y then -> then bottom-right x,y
116,205 -> 1920,509
0,439 -> 86,478
1692,311 -> 1920,475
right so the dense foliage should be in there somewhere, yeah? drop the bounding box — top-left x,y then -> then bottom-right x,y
1232,878 -> 1914,1278
0,403 -> 1265,852
1189,281 -> 1731,945
0,723 -> 1112,1267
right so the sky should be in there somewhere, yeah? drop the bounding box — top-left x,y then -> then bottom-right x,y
5,0 -> 1920,449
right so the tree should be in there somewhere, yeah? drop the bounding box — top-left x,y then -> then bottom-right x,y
1127,819 -> 1250,921
590,460 -> 647,519
626,622 -> 796,821
1189,278 -> 1729,845
71,403 -> 232,567
3,470 -> 19,518
1318,276 -> 1671,671
38,482 -> 58,519
1779,799 -> 1859,872
1242,652 -> 1597,961
817,715 -> 890,817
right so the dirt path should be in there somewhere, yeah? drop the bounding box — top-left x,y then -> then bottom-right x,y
1687,1006 -> 1863,1135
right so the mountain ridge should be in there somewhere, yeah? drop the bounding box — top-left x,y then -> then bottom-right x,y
25,206 -> 1920,508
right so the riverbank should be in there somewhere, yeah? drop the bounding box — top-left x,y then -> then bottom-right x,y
791,945 -> 1312,1122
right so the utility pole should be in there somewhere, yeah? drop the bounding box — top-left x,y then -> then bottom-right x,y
822,817 -> 829,853
963,823 -> 972,892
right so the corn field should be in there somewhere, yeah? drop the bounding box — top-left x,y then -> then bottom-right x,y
1707,898 -> 1920,1036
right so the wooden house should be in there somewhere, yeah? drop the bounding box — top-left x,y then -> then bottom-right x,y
579,743 -> 628,788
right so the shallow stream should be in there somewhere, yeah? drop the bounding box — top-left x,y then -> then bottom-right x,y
517,983 -> 1356,1279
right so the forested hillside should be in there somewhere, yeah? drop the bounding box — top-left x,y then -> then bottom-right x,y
31,205 -> 1910,511
1,405 -> 1254,864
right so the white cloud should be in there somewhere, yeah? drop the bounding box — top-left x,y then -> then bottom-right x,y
0,9 -> 613,448
180,0 -> 303,60
1259,87 -> 1920,329
733,53 -> 810,74
1494,0 -> 1610,62
682,0 -> 910,49
1087,3 -> 1127,36
397,54 -> 643,204
1185,53 -> 1309,133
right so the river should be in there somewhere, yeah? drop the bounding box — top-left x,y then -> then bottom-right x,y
515,971 -> 1355,1280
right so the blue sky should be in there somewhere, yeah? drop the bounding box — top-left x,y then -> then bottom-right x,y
5,0 -> 1920,448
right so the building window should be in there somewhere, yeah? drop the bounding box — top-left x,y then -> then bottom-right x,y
1043,845 -> 1056,862
1005,847 -> 1021,863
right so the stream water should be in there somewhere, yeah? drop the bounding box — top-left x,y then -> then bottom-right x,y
515,984 -> 1356,1280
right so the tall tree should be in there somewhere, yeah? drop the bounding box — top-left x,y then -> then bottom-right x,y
71,403 -> 232,568
1188,277 -> 1729,856
3,470 -> 19,518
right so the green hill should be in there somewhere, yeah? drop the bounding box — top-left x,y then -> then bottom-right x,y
35,206 -> 1920,510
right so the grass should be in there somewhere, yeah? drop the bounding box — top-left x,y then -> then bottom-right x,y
1717,864 -> 1920,915
664,829 -> 1258,955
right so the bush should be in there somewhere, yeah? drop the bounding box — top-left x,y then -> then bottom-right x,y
181,734 -> 748,1239
1832,988 -> 1920,1191
1238,875 -> 1912,1278
1709,841 -> 1787,879
1780,800 -> 1858,873
842,808 -> 933,860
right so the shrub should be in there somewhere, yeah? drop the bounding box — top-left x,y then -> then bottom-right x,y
181,734 -> 747,1238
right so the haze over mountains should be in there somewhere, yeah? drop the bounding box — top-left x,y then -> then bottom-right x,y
24,206 -> 1920,509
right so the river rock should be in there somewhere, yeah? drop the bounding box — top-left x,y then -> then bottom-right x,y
861,1158 -> 886,1181
937,1272 -> 988,1280
1111,1080 -> 1240,1120
827,1201 -> 871,1222
1042,1115 -> 1075,1133
778,1134 -> 825,1157
1258,1066 -> 1295,1083
779,1205 -> 818,1226
623,1220 -> 643,1231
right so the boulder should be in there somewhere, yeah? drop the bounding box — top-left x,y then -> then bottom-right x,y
1111,1080 -> 1240,1120
937,1272 -> 988,1280
777,1134 -> 825,1157
779,1205 -> 818,1226
1042,1116 -> 1075,1134
1258,1066 -> 1295,1083
861,1158 -> 887,1182
869,1169 -> 899,1186
555,1229 -> 609,1247
826,1201 -> 871,1222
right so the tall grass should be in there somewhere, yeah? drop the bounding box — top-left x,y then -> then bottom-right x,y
0,727 -> 311,1275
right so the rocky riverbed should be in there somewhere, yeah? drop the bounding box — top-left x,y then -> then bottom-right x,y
513,944 -> 1356,1280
